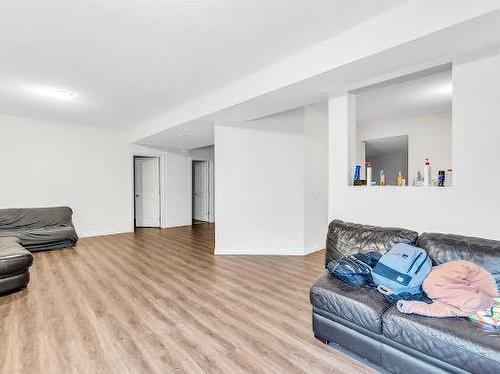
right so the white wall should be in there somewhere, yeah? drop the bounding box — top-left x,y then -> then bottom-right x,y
0,115 -> 133,237
358,112 -> 452,184
329,53 -> 500,240
215,105 -> 329,255
164,148 -> 192,228
0,115 -> 192,237
304,102 -> 329,252
214,110 -> 305,255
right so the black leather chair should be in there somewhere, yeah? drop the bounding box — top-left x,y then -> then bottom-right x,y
310,219 -> 500,374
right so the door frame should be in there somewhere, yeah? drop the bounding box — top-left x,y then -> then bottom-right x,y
191,159 -> 215,223
133,155 -> 162,228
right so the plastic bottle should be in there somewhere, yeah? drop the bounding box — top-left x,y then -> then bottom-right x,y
446,169 -> 453,187
414,171 -> 424,187
397,171 -> 403,187
424,158 -> 431,187
366,162 -> 372,187
354,164 -> 361,182
380,170 -> 386,186
438,170 -> 445,187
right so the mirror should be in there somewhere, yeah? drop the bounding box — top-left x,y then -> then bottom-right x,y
352,65 -> 453,187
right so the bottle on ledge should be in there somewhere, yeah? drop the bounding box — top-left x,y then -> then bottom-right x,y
424,158 -> 432,187
380,170 -> 386,186
397,170 -> 403,187
366,162 -> 372,187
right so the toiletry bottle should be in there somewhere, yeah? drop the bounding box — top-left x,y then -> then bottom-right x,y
397,170 -> 403,187
401,178 -> 406,187
424,158 -> 431,187
446,169 -> 453,187
380,170 -> 386,186
354,164 -> 361,182
366,162 -> 372,187
438,170 -> 445,187
414,171 -> 424,187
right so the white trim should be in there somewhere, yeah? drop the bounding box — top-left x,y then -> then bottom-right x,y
131,150 -> 165,229
133,155 -> 162,228
208,160 -> 215,223
303,246 -> 324,255
215,246 -> 322,256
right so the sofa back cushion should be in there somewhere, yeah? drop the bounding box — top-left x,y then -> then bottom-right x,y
0,207 -> 74,230
325,219 -> 419,268
417,233 -> 500,288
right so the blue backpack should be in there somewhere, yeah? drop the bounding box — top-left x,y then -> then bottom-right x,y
371,243 -> 432,295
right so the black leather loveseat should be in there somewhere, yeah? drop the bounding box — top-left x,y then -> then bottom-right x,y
310,219 -> 500,374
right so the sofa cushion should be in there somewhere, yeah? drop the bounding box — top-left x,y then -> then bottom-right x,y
418,232 -> 500,288
0,226 -> 78,251
0,238 -> 34,276
382,305 -> 500,373
310,271 -> 392,333
0,206 -> 74,230
325,219 -> 419,267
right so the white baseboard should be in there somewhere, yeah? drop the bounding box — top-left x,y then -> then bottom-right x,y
303,246 -> 325,255
78,227 -> 133,238
161,220 -> 193,229
215,246 -> 314,256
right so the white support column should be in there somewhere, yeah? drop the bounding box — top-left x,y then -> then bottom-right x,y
328,94 -> 356,222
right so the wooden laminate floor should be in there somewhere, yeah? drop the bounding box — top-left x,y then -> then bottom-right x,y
0,224 -> 374,374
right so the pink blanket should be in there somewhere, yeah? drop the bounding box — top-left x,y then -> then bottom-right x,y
397,260 -> 498,317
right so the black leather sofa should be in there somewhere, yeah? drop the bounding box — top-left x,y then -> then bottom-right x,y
0,206 -> 78,251
0,206 -> 78,294
310,219 -> 500,374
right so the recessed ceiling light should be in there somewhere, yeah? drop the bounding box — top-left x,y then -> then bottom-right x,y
29,86 -> 78,101
177,134 -> 187,138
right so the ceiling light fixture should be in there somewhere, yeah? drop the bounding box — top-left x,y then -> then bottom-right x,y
29,86 -> 78,101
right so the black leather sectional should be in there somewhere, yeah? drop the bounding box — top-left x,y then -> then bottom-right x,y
0,237 -> 33,294
310,219 -> 500,374
0,206 -> 78,251
0,206 -> 78,294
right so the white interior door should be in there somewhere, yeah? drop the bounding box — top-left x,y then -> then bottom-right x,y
135,157 -> 160,227
193,161 -> 209,222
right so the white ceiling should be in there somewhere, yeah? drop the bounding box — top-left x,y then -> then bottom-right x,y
0,0 -> 405,129
141,120 -> 215,150
356,69 -> 452,126
137,9 -> 500,150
